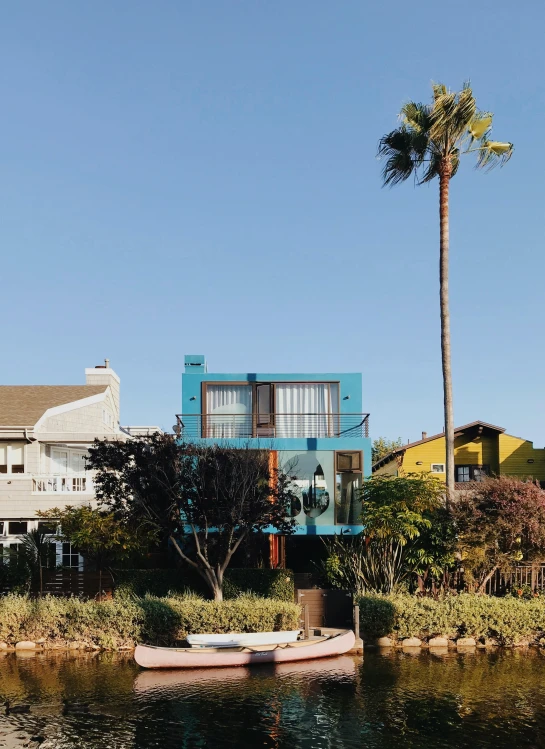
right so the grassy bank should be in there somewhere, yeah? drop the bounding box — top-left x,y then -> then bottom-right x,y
0,594 -> 301,650
359,593 -> 545,645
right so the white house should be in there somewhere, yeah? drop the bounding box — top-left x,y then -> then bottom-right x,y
0,360 -> 159,567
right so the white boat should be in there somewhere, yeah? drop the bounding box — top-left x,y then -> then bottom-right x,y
186,630 -> 300,648
135,630 -> 356,669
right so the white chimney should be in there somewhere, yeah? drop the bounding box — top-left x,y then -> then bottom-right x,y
85,359 -> 120,425
422,431 -> 427,440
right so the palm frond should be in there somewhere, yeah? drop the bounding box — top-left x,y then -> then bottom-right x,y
432,82 -> 447,100
418,152 -> 442,184
377,126 -> 432,186
476,141 -> 514,171
429,84 -> 476,144
382,151 -> 415,185
400,101 -> 432,133
468,113 -> 493,141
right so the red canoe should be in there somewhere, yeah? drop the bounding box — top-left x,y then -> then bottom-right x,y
134,630 -> 355,669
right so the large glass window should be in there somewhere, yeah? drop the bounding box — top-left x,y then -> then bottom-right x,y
335,473 -> 362,524
275,384 -> 339,437
335,451 -> 363,524
281,451 -> 335,525
206,385 -> 253,438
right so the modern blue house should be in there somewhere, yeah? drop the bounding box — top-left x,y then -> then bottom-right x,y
178,355 -> 371,567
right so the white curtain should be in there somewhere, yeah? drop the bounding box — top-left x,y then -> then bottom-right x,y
206,385 -> 252,438
275,384 -> 338,438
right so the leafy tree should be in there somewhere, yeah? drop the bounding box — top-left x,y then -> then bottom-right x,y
452,476 -> 545,593
372,437 -> 403,465
378,83 -> 513,493
322,473 -> 446,594
38,505 -> 156,599
87,434 -> 298,600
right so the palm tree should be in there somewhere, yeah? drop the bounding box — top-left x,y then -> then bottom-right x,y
20,529 -> 55,596
378,82 -> 513,495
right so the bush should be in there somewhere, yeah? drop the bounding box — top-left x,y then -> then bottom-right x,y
0,594 -> 301,648
358,593 -> 545,645
114,568 -> 295,602
113,568 -> 205,599
222,569 -> 294,602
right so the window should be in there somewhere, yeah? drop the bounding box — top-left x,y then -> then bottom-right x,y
256,384 -> 274,429
50,449 -> 87,475
337,452 -> 362,472
102,409 -> 113,427
335,473 -> 362,525
62,542 -> 80,569
206,385 -> 253,437
275,383 -> 339,438
38,520 -> 57,535
8,521 -> 27,535
335,451 -> 363,524
203,381 -> 341,438
456,465 -> 489,482
0,443 -> 25,474
431,464 -> 445,473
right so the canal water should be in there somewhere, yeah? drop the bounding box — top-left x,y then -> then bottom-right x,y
1,648 -> 545,748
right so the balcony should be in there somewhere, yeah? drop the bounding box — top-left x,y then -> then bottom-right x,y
175,413 -> 369,440
32,476 -> 92,493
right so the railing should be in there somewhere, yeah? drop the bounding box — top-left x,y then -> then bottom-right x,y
175,413 -> 369,439
486,565 -> 545,596
32,476 -> 91,493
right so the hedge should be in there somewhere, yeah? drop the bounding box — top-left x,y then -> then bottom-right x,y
114,568 -> 295,602
358,593 -> 545,645
0,594 -> 301,649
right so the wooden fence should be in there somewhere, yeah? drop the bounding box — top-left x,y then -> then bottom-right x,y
485,565 -> 545,596
40,570 -> 114,599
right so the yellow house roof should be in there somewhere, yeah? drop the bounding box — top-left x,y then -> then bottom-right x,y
372,420 -> 506,471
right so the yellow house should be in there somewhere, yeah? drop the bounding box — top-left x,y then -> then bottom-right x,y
372,421 -> 545,487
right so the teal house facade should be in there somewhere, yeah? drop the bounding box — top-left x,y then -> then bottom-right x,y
178,356 -> 370,563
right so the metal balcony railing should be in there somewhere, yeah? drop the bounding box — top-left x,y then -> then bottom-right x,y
32,476 -> 91,493
175,413 -> 369,439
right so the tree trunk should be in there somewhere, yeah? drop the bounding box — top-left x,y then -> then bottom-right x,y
477,565 -> 499,595
439,164 -> 455,499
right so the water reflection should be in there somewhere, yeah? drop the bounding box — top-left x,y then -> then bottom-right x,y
1,650 -> 545,747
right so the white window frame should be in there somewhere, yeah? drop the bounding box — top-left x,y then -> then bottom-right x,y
0,443 -> 26,474
431,463 -> 445,473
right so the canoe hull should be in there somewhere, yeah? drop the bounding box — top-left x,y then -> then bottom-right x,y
135,631 -> 356,669
186,631 -> 300,648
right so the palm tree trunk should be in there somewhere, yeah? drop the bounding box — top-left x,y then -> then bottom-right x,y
439,164 -> 455,499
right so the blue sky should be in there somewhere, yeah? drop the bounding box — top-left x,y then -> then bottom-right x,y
2,0 -> 544,445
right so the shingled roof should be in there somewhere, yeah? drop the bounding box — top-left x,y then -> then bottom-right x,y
0,385 -> 108,427
372,420 -> 506,471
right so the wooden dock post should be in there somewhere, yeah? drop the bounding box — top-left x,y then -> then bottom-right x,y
304,603 -> 310,640
351,603 -> 363,655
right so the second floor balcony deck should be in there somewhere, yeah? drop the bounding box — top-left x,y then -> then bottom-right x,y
175,413 -> 369,440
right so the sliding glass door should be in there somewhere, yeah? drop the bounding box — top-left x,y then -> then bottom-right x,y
275,383 -> 339,438
206,385 -> 253,438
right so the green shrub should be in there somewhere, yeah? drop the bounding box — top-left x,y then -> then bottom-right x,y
114,568 -> 295,602
0,593 -> 300,648
113,568 -> 205,599
222,569 -> 294,602
358,593 -> 545,645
